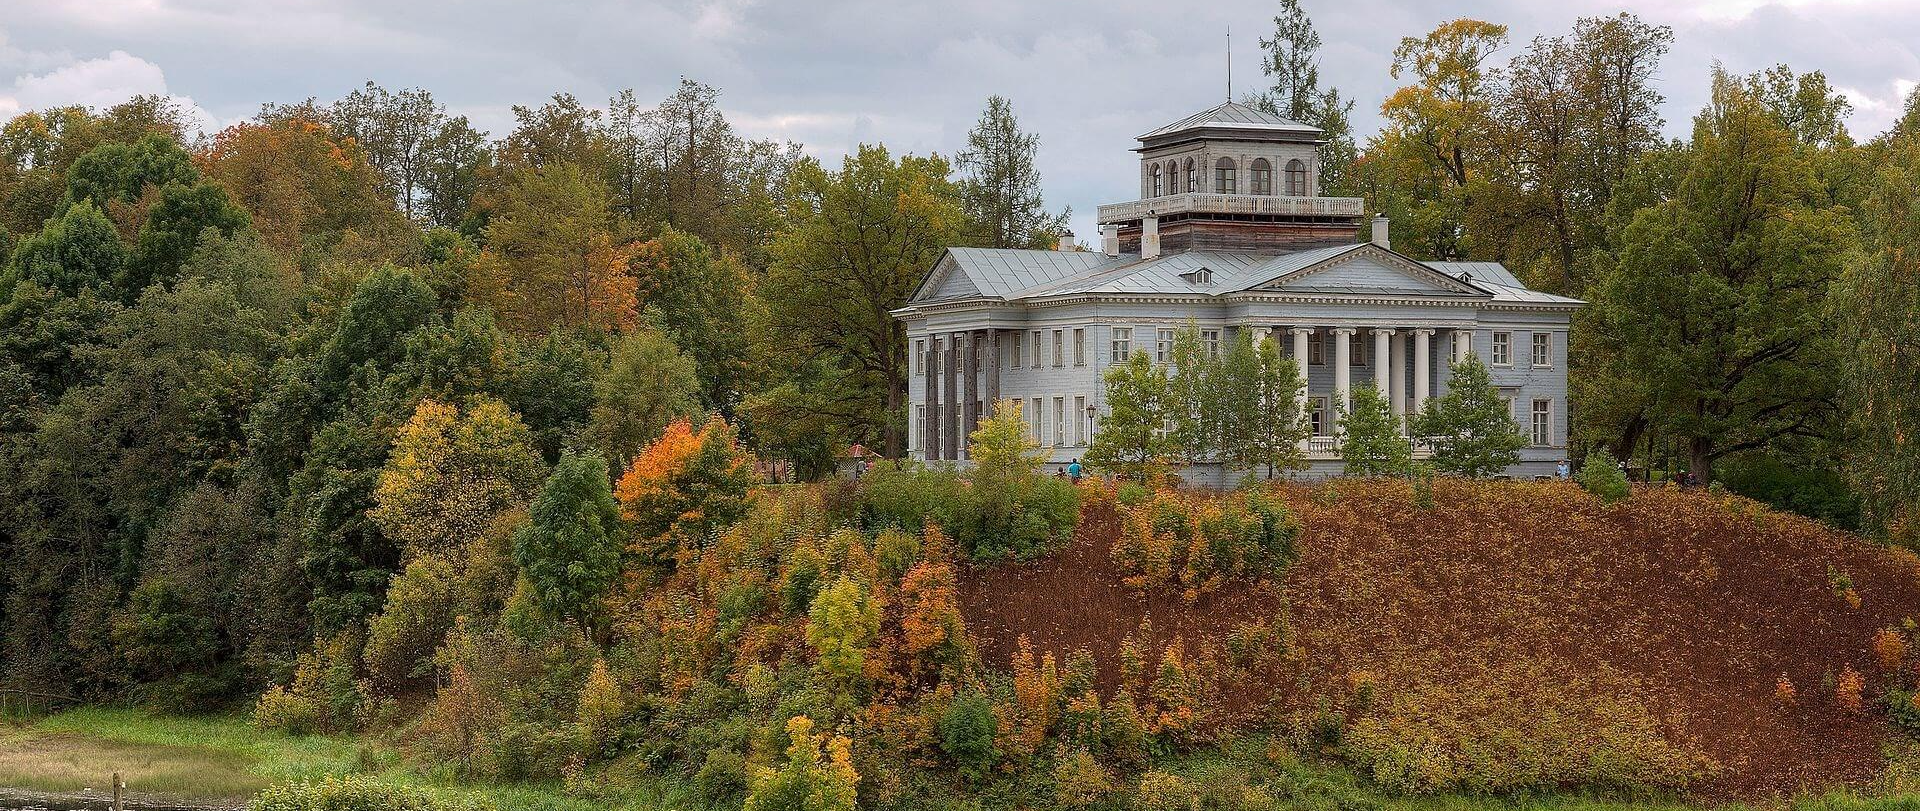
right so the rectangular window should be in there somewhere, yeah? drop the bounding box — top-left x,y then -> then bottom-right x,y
1201,329 -> 1221,358
914,405 -> 924,451
914,339 -> 924,375
1351,331 -> 1367,366
1110,327 -> 1132,364
1310,396 -> 1330,436
1031,330 -> 1043,368
1308,331 -> 1324,365
1029,397 -> 1042,442
1156,328 -> 1175,363
1010,333 -> 1022,367
1073,329 -> 1086,366
1215,164 -> 1236,194
933,338 -> 945,374
1074,395 -> 1088,445
1492,332 -> 1511,366
1052,330 -> 1065,367
1532,332 -> 1552,367
1052,397 -> 1065,447
1532,398 -> 1553,446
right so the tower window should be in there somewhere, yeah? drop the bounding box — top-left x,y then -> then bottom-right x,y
1149,164 -> 1162,197
1184,159 -> 1197,192
1251,158 -> 1272,195
1214,157 -> 1236,194
1285,159 -> 1308,195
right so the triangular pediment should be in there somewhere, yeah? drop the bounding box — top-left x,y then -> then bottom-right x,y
1248,245 -> 1488,297
912,253 -> 979,302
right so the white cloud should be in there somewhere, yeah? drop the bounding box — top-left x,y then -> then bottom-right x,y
0,47 -> 217,134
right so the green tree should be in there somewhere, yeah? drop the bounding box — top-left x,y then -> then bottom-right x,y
1587,68 -> 1851,481
1370,18 -> 1510,260
763,145 -> 963,457
582,328 -> 700,467
123,180 -> 251,298
1338,384 -> 1412,476
4,199 -> 125,296
1248,0 -> 1357,191
628,226 -> 752,411
1412,354 -> 1525,477
1212,331 -> 1308,478
62,132 -> 197,211
512,452 -> 622,633
968,398 -> 1044,484
954,95 -> 1067,249
1579,449 -> 1631,504
1165,325 -> 1216,465
939,689 -> 1001,780
1085,350 -> 1175,480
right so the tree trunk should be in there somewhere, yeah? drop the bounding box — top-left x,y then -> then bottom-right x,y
1689,437 -> 1714,484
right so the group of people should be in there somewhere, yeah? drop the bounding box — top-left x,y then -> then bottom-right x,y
1055,459 -> 1083,483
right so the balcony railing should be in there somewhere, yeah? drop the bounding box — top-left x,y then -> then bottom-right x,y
1305,436 -> 1434,461
1097,192 -> 1366,224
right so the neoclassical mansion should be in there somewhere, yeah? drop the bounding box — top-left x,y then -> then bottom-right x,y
893,102 -> 1581,479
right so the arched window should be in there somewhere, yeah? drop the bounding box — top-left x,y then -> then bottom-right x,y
1250,158 -> 1273,195
1149,164 -> 1162,197
1285,159 -> 1308,196
1184,158 -> 1197,192
1214,157 -> 1236,194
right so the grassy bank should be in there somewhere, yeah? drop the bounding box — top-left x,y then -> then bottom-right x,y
0,707 -> 690,810
3,707 -> 1917,811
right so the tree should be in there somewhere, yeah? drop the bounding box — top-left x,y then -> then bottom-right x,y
1164,326 -> 1216,465
469,163 -> 637,335
1579,449 -> 1630,504
1085,350 -> 1175,480
613,416 -> 756,562
581,328 -> 700,467
123,180 -> 251,298
1587,68 -> 1850,481
1212,331 -> 1308,478
742,716 -> 859,811
1338,384 -> 1412,476
371,397 -> 546,554
1412,354 -> 1525,477
61,133 -> 196,217
627,227 -> 752,411
1370,19 -> 1510,259
1248,0 -> 1357,191
938,689 -> 1001,780
1837,89 -> 1920,541
763,145 -> 964,457
805,576 -> 880,711
200,119 -> 407,255
968,398 -> 1044,484
315,82 -> 488,226
954,95 -> 1067,249
4,198 -> 125,296
512,452 -> 623,633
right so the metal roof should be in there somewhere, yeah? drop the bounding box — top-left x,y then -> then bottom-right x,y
1135,101 -> 1321,141
1424,261 -> 1587,305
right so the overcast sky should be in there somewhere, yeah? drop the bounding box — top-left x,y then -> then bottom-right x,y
4,0 -> 1917,240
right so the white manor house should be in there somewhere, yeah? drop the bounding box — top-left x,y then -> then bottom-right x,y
893,102 -> 1582,479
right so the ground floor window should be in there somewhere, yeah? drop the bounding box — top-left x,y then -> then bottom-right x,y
1052,397 -> 1066,447
1074,395 -> 1088,445
914,405 -> 924,451
1311,396 -> 1330,436
1532,398 -> 1553,446
1029,397 -> 1042,442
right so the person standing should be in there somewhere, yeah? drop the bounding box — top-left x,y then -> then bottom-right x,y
1067,458 -> 1083,484
1556,459 -> 1570,479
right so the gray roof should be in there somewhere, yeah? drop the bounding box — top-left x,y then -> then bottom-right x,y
1425,261 -> 1586,305
1136,101 -> 1321,141
909,244 -> 1584,310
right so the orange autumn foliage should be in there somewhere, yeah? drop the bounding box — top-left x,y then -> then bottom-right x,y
614,417 -> 756,563
1874,628 -> 1908,671
1010,635 -> 1062,752
1835,665 -> 1865,713
1775,674 -> 1797,706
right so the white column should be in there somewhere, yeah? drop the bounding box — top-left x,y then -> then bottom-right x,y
1333,328 -> 1354,417
1373,328 -> 1394,394
1291,327 -> 1313,437
1389,331 -> 1407,423
1413,328 -> 1433,410
1454,328 -> 1471,364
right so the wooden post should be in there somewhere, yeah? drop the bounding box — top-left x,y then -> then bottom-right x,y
113,771 -> 123,811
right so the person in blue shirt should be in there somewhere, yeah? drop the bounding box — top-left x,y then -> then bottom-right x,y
1067,459 -> 1082,483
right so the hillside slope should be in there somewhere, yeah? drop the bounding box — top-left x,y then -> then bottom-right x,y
958,480 -> 1920,800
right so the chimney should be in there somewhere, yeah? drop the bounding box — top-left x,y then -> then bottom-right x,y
1141,215 -> 1161,260
1056,231 -> 1076,252
1371,214 -> 1391,251
1101,224 -> 1120,257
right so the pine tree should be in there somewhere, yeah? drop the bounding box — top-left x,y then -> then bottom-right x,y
511,452 -> 622,633
1249,0 -> 1358,191
955,96 -> 1068,249
1411,353 -> 1526,477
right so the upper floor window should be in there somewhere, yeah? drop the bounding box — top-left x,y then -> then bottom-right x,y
1251,158 -> 1273,195
1052,329 -> 1065,367
914,339 -> 925,375
1072,328 -> 1086,366
1214,157 -> 1236,194
1200,329 -> 1221,358
1531,332 -> 1552,367
1491,331 -> 1512,366
1308,331 -> 1325,365
1111,327 -> 1132,363
1532,398 -> 1553,446
1009,333 -> 1022,367
1030,330 -> 1043,368
1285,159 -> 1308,196
1351,330 -> 1369,366
1149,164 -> 1163,197
1156,328 -> 1176,363
1184,159 -> 1197,192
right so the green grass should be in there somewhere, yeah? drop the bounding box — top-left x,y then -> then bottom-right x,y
0,707 -> 687,810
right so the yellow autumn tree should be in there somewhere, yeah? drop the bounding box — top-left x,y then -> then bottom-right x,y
614,416 -> 757,563
743,715 -> 859,811
470,162 -> 638,335
371,397 -> 546,554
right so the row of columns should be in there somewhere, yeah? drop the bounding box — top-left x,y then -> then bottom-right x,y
1260,325 -> 1476,422
922,328 -> 1003,461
